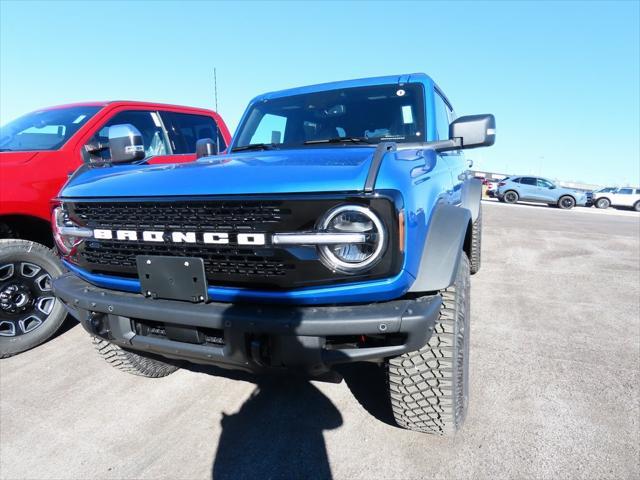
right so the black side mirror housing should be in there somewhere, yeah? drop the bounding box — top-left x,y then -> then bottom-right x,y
108,124 -> 145,163
196,138 -> 219,159
449,114 -> 496,149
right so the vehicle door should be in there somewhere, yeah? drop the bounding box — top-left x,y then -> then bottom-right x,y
536,178 -> 557,202
613,188 -> 634,206
517,177 -> 540,201
159,111 -> 229,163
84,110 -> 175,164
433,89 -> 461,204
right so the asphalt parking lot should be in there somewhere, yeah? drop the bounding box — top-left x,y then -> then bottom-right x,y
1,201 -> 639,480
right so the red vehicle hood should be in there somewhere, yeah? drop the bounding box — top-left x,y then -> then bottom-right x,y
0,151 -> 40,166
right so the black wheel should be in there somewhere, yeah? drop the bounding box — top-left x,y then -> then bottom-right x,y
558,195 -> 576,210
0,240 -> 67,358
595,198 -> 610,209
469,206 -> 481,275
92,337 -> 179,378
503,190 -> 519,204
634,201 -> 640,212
387,253 -> 471,435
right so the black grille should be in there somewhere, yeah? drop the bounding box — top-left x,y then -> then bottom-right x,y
66,195 -> 402,290
72,201 -> 290,231
83,241 -> 292,277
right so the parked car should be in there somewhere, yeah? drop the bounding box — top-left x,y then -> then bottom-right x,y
482,178 -> 500,197
496,176 -> 587,209
593,187 -> 640,211
52,73 -> 495,435
0,101 -> 231,357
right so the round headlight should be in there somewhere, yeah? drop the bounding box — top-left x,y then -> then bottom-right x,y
318,205 -> 386,273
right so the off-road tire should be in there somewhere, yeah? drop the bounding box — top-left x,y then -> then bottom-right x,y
503,190 -> 519,204
0,240 -> 67,358
595,198 -> 610,209
92,337 -> 179,378
387,253 -> 471,435
558,195 -> 576,210
469,206 -> 482,275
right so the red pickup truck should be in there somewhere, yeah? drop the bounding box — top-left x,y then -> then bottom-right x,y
0,101 -> 231,356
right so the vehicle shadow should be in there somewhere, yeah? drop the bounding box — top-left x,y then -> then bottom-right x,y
184,302 -> 345,480
50,313 -> 79,340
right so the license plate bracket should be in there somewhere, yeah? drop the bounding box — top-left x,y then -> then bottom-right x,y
136,256 -> 208,303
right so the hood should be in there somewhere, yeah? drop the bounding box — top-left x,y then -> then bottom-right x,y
0,151 -> 40,166
61,147 -> 377,198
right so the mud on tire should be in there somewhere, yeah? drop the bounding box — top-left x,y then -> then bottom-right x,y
387,253 -> 471,435
92,337 -> 179,378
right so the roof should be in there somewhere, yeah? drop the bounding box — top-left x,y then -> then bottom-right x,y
258,73 -> 434,101
36,100 -> 219,115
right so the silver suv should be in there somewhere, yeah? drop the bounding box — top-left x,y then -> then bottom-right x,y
496,176 -> 587,209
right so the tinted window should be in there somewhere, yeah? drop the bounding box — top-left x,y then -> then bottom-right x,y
520,177 -> 537,186
91,110 -> 169,160
434,91 -> 450,141
618,188 -> 633,194
161,111 -> 226,154
234,83 -> 425,149
0,106 -> 101,151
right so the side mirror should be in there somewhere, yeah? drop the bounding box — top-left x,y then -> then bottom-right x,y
549,185 -> 556,189
108,124 -> 145,163
449,114 -> 496,149
196,138 -> 219,159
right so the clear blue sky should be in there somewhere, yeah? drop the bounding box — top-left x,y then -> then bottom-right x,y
1,0 -> 638,186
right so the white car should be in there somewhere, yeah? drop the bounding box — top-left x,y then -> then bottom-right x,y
593,187 -> 640,211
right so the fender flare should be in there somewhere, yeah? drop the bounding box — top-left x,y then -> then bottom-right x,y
461,177 -> 482,222
409,204 -> 471,293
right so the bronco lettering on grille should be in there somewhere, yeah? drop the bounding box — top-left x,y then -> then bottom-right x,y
93,229 -> 266,245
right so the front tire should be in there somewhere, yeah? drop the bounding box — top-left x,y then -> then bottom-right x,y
92,337 -> 179,378
558,195 -> 576,210
634,201 -> 640,212
387,253 -> 471,435
503,190 -> 519,204
0,240 -> 67,358
595,198 -> 610,209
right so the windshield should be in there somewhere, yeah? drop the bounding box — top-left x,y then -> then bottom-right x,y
233,83 -> 425,150
0,106 -> 101,152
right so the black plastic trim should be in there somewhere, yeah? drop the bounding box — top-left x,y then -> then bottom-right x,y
54,273 -> 441,371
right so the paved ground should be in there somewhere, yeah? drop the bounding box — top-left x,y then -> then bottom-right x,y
1,202 -> 639,480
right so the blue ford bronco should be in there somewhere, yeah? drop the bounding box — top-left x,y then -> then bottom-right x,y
52,74 -> 495,434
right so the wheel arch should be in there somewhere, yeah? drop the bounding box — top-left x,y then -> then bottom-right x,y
460,177 -> 482,222
409,204 -> 472,293
558,193 -> 576,203
0,215 -> 54,248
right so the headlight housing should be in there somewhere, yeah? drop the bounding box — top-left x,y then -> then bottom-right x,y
51,205 -> 92,256
317,205 -> 386,273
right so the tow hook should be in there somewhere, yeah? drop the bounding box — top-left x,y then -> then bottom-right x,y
250,337 -> 268,367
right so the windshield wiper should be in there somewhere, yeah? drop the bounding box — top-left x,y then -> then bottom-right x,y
231,143 -> 278,152
304,136 -> 373,145
0,148 -> 13,152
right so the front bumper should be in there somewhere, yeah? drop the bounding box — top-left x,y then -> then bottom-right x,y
54,273 -> 441,375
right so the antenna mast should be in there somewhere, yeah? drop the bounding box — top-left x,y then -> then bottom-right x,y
214,68 -> 219,112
